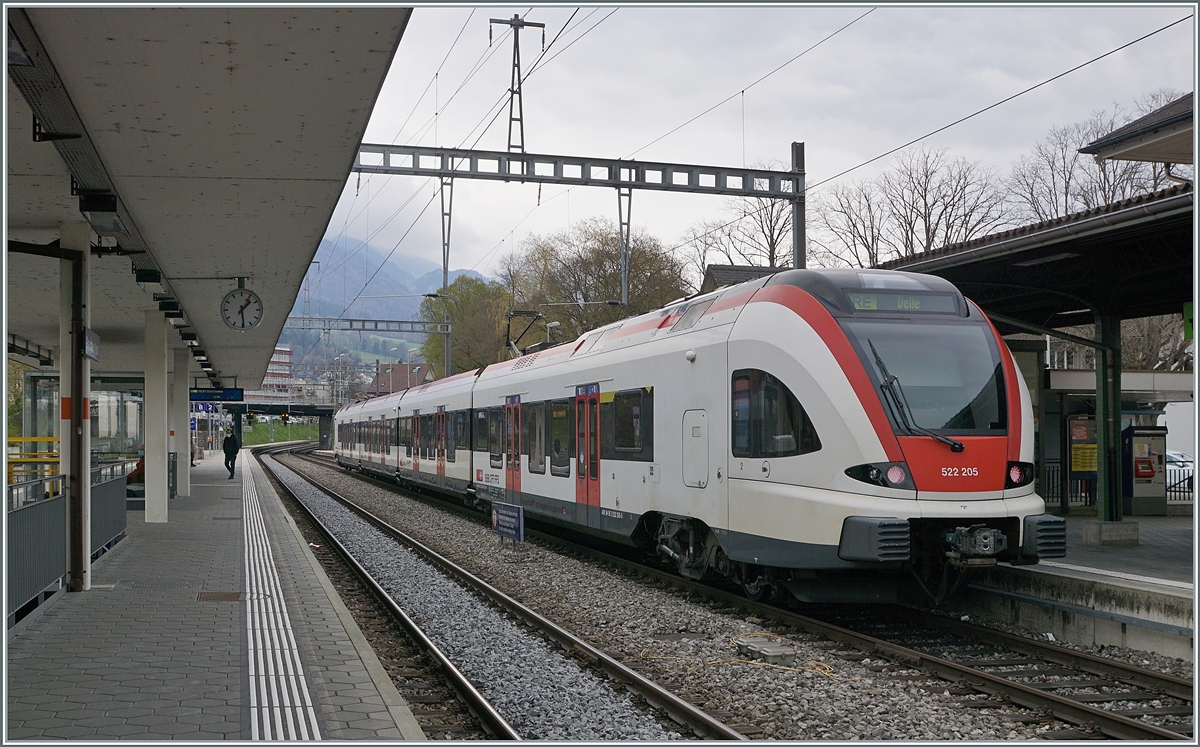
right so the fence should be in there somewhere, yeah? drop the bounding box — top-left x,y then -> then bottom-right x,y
6,460 -> 135,622
1042,461 -> 1192,508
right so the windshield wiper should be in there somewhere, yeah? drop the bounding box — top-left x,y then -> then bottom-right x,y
868,340 -> 965,453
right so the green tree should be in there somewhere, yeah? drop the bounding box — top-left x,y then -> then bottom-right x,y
498,217 -> 690,343
419,275 -> 511,378
8,360 -> 31,438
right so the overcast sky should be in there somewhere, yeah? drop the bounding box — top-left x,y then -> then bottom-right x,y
316,4 -> 1195,304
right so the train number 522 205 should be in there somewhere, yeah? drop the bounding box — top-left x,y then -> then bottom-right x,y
941,466 -> 979,477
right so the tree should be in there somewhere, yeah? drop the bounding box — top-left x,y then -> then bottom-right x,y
419,275 -> 511,378
677,160 -> 795,288
8,360 -> 30,438
811,147 -> 1007,267
1005,91 -> 1192,224
499,217 -> 690,342
809,179 -> 889,268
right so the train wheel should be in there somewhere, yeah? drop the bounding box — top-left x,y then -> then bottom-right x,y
740,565 -> 772,602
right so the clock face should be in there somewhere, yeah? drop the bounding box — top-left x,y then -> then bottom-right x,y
221,288 -> 264,330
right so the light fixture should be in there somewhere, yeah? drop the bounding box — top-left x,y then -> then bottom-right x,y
159,300 -> 179,312
8,26 -> 33,66
180,331 -> 197,342
135,268 -> 165,294
79,193 -> 127,236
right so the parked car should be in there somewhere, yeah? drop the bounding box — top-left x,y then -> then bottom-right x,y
1165,450 -> 1193,493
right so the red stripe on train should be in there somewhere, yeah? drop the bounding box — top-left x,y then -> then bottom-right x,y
969,299 -> 1022,462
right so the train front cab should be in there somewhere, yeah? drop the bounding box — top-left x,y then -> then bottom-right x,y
723,269 -> 1064,601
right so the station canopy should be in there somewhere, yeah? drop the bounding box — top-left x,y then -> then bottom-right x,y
879,184 -> 1194,331
6,8 -> 411,388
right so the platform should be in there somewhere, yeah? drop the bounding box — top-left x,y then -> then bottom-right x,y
964,515 -> 1195,659
6,452 -> 425,740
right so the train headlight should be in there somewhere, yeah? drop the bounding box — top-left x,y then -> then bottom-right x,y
1005,461 -> 1035,489
845,462 -> 915,491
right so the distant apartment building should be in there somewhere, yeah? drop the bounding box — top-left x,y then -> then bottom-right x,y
247,347 -> 294,401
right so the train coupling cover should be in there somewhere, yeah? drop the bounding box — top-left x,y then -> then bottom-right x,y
944,524 -> 1008,568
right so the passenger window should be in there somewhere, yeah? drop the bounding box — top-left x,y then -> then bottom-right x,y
731,369 -> 820,458
446,413 -> 456,462
613,390 -> 643,452
489,407 -> 503,468
526,403 -> 546,474
456,411 -> 469,451
474,410 -> 488,452
549,400 -> 571,477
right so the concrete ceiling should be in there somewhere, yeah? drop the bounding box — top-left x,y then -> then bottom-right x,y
6,7 -> 411,387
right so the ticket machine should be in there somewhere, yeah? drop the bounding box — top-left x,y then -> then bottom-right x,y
1121,425 -> 1167,516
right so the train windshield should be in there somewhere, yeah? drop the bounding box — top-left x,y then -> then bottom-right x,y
841,319 -> 1006,434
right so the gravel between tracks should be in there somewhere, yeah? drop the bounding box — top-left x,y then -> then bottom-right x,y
281,456 -> 1150,740
264,455 -> 680,741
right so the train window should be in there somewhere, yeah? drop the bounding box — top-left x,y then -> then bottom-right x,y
526,403 -> 546,474
401,417 -> 410,457
731,369 -> 821,458
446,413 -> 456,462
549,400 -> 571,477
613,390 -> 643,451
387,419 -> 396,455
455,411 -> 469,451
489,407 -> 504,469
423,415 -> 434,459
671,298 -> 715,332
474,410 -> 488,452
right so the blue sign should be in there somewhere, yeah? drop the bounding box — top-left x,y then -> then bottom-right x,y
575,383 -> 599,396
491,502 -> 525,542
191,402 -> 218,413
190,388 -> 244,402
504,395 -> 521,404
190,417 -> 197,431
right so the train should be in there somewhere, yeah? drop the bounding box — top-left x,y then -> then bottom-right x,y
335,268 -> 1066,603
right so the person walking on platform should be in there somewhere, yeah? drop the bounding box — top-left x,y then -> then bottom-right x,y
222,427 -> 240,479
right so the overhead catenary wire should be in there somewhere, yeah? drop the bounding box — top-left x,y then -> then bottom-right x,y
625,7 -> 876,160
668,12 -> 1195,255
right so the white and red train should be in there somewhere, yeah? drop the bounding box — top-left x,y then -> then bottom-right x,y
335,269 -> 1065,602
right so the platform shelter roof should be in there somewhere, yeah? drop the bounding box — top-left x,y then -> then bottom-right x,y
7,8 -> 411,388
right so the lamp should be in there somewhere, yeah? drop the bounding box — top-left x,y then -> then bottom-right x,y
135,268 -> 165,294
79,193 -> 127,236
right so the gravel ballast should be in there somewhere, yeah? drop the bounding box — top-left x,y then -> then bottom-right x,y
274,456 -> 1196,739
264,455 -> 680,740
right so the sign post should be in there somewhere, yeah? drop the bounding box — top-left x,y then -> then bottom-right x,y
491,501 -> 525,549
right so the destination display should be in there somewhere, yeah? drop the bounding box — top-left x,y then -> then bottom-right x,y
189,388 -> 244,402
846,291 -> 958,315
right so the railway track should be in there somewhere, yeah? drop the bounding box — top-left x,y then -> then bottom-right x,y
257,445 -> 745,740
293,447 -> 1192,740
255,445 -> 512,740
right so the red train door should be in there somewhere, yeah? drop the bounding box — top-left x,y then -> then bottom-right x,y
574,385 -> 600,507
436,408 -> 447,477
412,412 -> 421,473
505,397 -> 521,498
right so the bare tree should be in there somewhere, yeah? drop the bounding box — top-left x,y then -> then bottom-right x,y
811,147 -> 1007,266
1006,93 -> 1190,224
810,179 -> 888,268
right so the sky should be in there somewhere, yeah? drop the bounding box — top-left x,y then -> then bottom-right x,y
314,4 -> 1196,308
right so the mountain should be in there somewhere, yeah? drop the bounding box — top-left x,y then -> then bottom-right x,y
280,238 -> 486,363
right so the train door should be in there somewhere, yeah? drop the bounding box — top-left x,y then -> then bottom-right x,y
435,408 -> 447,477
504,396 -> 521,500
411,412 -> 421,473
574,384 -> 600,508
